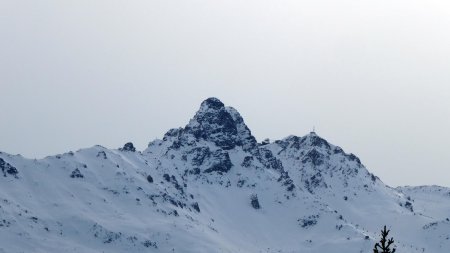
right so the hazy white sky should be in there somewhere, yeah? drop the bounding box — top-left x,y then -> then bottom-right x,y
1,0 -> 449,187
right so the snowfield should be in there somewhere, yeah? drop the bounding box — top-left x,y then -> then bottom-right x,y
0,98 -> 449,253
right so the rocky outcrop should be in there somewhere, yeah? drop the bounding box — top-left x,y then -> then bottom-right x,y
0,158 -> 18,178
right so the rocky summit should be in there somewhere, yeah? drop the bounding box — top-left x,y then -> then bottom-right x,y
0,98 -> 449,253
168,97 -> 257,151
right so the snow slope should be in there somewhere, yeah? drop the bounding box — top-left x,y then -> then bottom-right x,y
0,97 -> 448,253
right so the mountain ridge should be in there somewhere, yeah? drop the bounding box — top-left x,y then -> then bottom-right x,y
0,97 -> 449,253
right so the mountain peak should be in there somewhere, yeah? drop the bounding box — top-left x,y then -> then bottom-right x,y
200,97 -> 225,110
304,132 -> 331,148
180,98 -> 257,150
280,133 -> 331,151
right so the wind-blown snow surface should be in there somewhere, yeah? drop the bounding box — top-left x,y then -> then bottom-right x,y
0,98 -> 449,253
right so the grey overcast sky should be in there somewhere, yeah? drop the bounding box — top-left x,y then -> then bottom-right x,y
1,0 -> 449,187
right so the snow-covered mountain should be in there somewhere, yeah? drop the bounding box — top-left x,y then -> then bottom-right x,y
0,98 -> 449,253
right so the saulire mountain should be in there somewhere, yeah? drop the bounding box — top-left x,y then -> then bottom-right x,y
0,98 -> 449,253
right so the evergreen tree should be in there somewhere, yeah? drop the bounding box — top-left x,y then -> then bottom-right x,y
373,225 -> 396,253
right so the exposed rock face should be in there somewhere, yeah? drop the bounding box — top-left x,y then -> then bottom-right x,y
203,150 -> 233,174
250,194 -> 260,209
120,142 -> 136,152
0,158 -> 18,178
70,168 -> 84,178
165,97 -> 257,151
